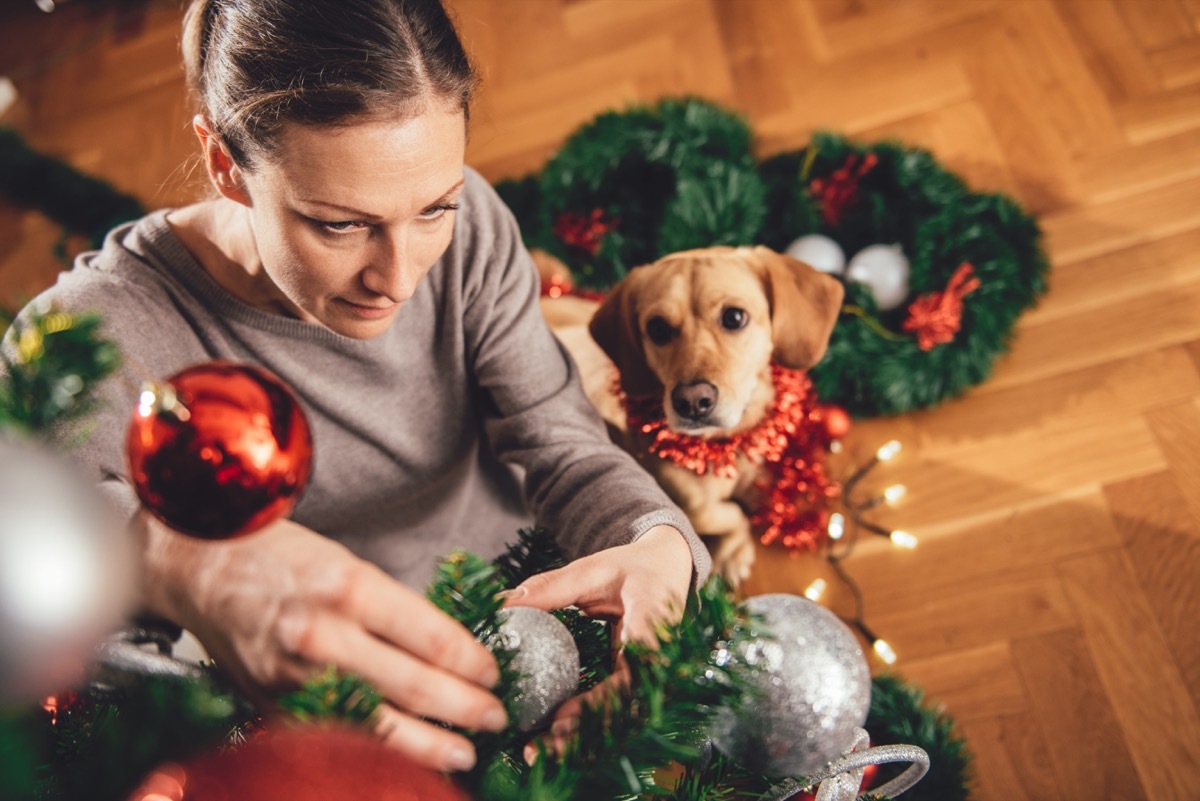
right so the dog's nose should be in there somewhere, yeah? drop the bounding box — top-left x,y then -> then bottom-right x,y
672,381 -> 719,421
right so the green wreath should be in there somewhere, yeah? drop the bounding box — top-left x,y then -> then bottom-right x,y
498,98 -> 1049,418
497,97 -> 766,289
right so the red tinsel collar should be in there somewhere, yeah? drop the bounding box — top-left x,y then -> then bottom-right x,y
621,365 -> 842,552
622,365 -> 812,477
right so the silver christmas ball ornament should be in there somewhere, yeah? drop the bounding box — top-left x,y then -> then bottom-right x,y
0,438 -> 133,702
785,234 -> 847,275
845,243 -> 910,311
712,594 -> 871,778
495,606 -> 580,732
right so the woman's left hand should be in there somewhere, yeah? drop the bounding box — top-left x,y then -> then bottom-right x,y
502,524 -> 694,647
503,525 -> 695,757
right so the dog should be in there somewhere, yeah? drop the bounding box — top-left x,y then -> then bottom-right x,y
539,246 -> 844,584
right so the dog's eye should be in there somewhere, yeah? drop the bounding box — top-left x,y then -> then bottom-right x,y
645,316 -> 676,346
721,307 -> 749,331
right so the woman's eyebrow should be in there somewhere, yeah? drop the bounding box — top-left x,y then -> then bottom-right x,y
298,178 -> 466,219
425,178 -> 466,206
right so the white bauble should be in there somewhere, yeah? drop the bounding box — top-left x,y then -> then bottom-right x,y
785,234 -> 847,275
845,244 -> 910,311
0,438 -> 132,701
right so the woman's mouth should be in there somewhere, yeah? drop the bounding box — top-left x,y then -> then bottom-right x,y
340,299 -> 398,319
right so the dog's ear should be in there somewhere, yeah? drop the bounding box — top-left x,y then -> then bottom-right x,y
589,269 -> 661,397
752,246 -> 845,370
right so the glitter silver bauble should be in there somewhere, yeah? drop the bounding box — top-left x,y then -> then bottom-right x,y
495,606 -> 580,732
711,594 -> 871,778
786,234 -> 847,275
0,438 -> 132,702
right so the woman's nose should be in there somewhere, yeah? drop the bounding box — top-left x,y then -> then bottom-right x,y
362,232 -> 418,302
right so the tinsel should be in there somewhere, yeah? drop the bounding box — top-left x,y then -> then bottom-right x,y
622,365 -> 840,553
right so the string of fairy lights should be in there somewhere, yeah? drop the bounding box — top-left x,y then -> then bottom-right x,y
803,439 -> 915,667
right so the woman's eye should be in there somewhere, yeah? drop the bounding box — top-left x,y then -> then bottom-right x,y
419,203 -> 460,221
645,316 -> 676,346
316,219 -> 367,235
721,307 -> 748,331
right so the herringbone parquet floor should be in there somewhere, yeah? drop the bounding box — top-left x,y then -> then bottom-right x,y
2,1 -> 1200,799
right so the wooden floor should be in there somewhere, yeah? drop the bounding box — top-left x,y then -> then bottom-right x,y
3,1 -> 1200,798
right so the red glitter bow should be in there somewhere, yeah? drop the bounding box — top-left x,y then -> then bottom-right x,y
902,263 -> 981,351
809,152 -> 878,227
622,365 -> 843,553
552,208 -> 618,256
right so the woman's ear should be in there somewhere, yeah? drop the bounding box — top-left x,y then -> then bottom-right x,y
193,114 -> 251,206
753,246 -> 845,370
588,269 -> 661,397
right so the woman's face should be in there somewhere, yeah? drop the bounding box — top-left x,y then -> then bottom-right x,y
236,106 -> 467,339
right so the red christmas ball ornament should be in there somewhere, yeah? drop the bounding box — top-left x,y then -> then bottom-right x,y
815,404 -> 852,440
126,361 -> 313,540
128,725 -> 467,801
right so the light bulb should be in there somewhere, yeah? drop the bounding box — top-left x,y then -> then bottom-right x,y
804,578 -> 827,602
884,484 -> 907,504
827,513 -> 845,540
873,638 -> 897,665
876,440 -> 902,462
890,530 -> 918,549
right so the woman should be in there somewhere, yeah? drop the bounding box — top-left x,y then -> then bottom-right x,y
11,0 -> 708,773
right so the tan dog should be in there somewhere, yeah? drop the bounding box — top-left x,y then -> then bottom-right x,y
540,246 -> 844,584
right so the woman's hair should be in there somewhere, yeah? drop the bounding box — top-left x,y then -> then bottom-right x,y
182,0 -> 478,167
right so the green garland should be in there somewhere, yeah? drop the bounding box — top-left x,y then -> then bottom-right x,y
0,128 -> 145,258
496,97 -> 1048,417
1,530 -> 971,801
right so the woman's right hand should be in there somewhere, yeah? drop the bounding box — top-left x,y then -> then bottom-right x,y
132,511 -> 507,772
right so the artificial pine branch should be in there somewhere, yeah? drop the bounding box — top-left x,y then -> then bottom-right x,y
493,529 -> 614,692
0,306 -> 120,435
426,550 -> 525,795
493,527 -> 568,586
277,665 -> 380,725
866,674 -> 970,801
2,676 -> 246,801
490,580 -> 755,801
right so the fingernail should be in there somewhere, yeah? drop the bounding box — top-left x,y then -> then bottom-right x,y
447,746 -> 476,772
479,662 -> 500,688
482,707 -> 508,732
499,586 -> 526,602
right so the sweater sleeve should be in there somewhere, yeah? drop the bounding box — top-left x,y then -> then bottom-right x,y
0,223 -> 213,525
457,171 -> 711,583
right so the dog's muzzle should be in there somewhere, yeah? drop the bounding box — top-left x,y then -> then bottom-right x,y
671,380 -> 719,425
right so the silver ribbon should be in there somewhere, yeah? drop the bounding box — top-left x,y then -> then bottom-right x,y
763,727 -> 930,801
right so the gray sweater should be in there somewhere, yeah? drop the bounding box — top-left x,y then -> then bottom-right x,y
11,168 -> 709,589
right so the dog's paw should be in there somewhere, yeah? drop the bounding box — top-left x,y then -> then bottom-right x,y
712,535 -> 756,588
